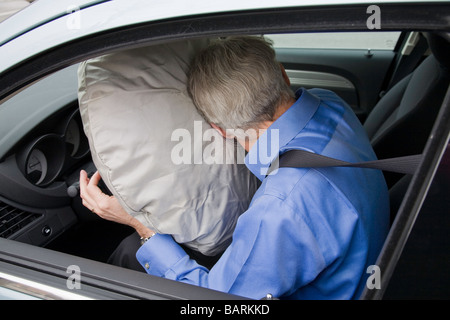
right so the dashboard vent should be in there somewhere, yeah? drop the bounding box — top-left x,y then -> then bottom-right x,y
0,201 -> 41,238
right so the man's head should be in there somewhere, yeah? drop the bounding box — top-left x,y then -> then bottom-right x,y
188,36 -> 295,140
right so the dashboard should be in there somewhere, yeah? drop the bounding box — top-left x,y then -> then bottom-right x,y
0,65 -> 96,246
16,107 -> 90,187
16,108 -> 89,187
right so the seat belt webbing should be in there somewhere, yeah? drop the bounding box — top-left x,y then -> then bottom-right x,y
278,149 -> 422,175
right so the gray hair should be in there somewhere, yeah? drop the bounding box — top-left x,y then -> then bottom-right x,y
188,36 -> 294,132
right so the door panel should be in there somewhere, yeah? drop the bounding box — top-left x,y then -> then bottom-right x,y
284,68 -> 357,114
276,48 -> 396,122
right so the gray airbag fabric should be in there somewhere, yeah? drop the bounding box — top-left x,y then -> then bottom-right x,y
77,40 -> 258,256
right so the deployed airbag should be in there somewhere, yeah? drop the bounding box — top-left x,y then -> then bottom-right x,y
77,40 -> 258,256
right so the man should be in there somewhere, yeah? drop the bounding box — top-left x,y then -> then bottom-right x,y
80,36 -> 389,299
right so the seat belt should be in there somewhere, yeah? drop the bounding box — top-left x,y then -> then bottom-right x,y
278,149 -> 422,175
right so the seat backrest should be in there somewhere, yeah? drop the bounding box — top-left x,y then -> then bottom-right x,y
363,32 -> 450,187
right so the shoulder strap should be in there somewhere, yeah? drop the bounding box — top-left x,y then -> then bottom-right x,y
278,149 -> 422,175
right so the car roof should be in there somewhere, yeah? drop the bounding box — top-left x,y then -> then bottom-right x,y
0,0 -> 440,46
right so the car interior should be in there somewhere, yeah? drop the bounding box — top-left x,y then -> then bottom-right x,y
0,29 -> 449,298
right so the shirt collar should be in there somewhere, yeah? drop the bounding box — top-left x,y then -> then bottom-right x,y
245,89 -> 321,181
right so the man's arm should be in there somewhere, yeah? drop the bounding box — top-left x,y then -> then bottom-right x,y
136,194 -> 328,299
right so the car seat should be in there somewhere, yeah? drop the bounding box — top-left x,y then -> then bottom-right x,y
363,32 -> 450,217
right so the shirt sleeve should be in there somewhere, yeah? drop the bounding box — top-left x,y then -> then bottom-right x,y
136,193 -> 329,299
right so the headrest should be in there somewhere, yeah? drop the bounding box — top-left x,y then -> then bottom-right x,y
425,32 -> 450,70
78,40 -> 258,255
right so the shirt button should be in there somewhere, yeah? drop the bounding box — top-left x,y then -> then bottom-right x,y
144,262 -> 150,269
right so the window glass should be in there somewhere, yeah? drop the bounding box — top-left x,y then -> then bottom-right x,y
265,32 -> 401,50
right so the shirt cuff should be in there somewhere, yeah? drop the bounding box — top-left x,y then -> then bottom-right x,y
136,233 -> 188,277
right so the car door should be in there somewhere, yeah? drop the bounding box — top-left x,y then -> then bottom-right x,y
0,0 -> 449,302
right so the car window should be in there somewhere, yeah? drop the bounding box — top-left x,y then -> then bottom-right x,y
265,32 -> 401,50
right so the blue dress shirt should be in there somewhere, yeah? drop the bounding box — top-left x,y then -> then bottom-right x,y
136,88 -> 390,300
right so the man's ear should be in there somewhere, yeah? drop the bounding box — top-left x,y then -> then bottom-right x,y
210,123 -> 235,139
280,63 -> 291,86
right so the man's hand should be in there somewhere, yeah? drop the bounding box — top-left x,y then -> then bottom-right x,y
79,170 -> 155,238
